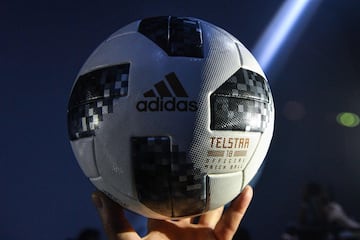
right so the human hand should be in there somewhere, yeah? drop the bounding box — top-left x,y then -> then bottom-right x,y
91,185 -> 253,240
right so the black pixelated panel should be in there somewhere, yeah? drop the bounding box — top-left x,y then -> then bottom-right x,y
67,64 -> 129,140
169,148 -> 206,217
138,16 -> 203,58
169,17 -> 203,58
132,136 -> 173,216
138,16 -> 169,55
213,68 -> 270,102
210,96 -> 271,132
132,136 -> 206,218
210,68 -> 272,132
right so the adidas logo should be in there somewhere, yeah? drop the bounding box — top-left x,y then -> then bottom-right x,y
136,72 -> 198,112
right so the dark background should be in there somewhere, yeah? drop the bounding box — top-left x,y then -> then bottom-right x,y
2,0 -> 360,239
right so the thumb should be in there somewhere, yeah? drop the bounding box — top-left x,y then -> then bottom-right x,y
214,185 -> 253,240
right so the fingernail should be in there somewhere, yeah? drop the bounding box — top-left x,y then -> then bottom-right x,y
92,192 -> 103,209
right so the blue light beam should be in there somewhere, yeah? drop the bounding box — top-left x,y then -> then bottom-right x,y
253,0 -> 322,72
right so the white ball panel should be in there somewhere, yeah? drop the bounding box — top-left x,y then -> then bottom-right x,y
207,171 -> 243,210
78,32 -> 168,76
236,42 -> 266,79
71,137 -> 99,178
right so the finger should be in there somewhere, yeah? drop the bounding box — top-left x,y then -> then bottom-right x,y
147,218 -> 180,239
198,206 -> 224,229
92,191 -> 141,240
214,185 -> 253,240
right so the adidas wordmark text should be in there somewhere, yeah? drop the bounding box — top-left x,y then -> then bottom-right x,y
136,72 -> 198,112
136,97 -> 197,112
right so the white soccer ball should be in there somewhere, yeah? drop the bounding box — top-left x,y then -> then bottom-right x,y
68,16 -> 274,219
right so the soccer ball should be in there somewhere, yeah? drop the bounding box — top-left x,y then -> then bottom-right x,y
67,16 -> 274,219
